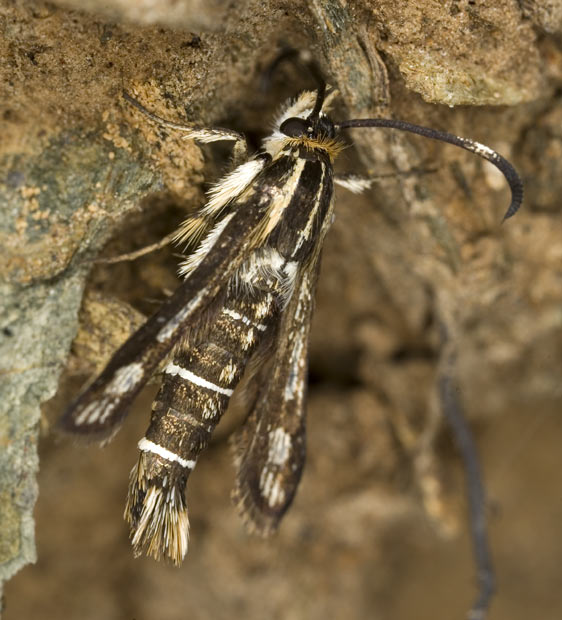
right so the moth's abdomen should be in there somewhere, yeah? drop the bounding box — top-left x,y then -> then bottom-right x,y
125,290 -> 277,565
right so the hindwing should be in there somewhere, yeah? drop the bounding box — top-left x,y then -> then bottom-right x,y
231,257 -> 321,535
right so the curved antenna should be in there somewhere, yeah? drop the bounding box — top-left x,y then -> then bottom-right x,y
337,118 -> 523,222
309,80 -> 326,120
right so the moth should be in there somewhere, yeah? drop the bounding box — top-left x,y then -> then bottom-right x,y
60,79 -> 522,573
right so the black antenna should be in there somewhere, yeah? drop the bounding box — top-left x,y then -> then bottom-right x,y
309,80 -> 326,120
337,118 -> 523,222
300,53 -> 327,120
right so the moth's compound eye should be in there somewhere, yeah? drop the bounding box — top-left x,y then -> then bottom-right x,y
280,117 -> 309,137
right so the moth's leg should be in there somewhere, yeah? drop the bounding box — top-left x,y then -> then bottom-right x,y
101,93 -> 250,268
92,230 -> 178,265
123,91 -> 249,165
334,168 -> 437,194
438,345 -> 495,620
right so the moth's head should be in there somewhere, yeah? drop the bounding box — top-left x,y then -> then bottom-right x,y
279,113 -> 335,141
263,88 -> 344,161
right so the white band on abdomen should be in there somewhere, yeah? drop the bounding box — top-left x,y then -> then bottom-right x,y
138,437 -> 196,469
165,362 -> 234,396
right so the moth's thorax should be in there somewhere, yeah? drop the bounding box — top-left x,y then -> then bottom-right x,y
264,126 -> 345,164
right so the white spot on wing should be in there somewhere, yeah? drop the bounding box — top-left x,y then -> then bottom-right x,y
282,272 -> 312,402
106,363 -> 144,396
284,333 -> 305,401
259,469 -> 286,508
268,428 -> 292,467
74,364 -> 143,427
74,398 -> 112,426
266,477 -> 286,507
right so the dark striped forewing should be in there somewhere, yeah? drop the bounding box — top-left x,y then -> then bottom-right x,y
59,166 -> 284,441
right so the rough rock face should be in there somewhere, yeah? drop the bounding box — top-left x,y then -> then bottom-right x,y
1,1 -> 561,619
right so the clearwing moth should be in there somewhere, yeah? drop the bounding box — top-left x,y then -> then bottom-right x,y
59,73 -> 522,617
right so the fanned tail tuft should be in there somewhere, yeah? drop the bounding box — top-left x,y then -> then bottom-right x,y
124,452 -> 190,566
